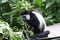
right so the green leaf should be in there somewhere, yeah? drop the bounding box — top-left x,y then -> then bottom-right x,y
56,0 -> 60,3
1,0 -> 8,3
46,2 -> 54,9
42,0 -> 46,2
0,0 -> 2,4
34,0 -> 42,5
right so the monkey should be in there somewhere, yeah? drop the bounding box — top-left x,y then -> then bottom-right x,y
20,9 -> 50,39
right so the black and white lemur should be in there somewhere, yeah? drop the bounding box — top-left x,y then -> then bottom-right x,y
20,9 -> 50,39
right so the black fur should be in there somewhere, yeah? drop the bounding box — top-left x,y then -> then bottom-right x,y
20,9 -> 50,39
20,9 -> 44,34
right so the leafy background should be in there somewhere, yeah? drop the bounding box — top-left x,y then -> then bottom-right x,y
0,0 -> 60,40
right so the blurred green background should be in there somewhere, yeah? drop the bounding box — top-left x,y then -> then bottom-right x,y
0,0 -> 60,40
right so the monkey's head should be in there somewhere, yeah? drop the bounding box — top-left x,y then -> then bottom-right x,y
20,9 -> 34,22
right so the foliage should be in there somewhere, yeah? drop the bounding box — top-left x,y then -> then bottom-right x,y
0,0 -> 60,40
0,0 -> 33,31
0,0 -> 60,30
0,21 -> 25,40
30,0 -> 60,25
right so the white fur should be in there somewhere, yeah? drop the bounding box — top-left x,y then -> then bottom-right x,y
23,15 -> 30,20
26,15 -> 30,20
32,11 -> 47,31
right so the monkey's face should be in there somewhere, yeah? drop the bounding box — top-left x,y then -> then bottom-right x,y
20,11 -> 31,22
21,14 -> 30,21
